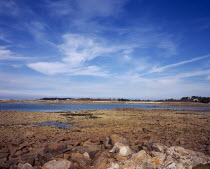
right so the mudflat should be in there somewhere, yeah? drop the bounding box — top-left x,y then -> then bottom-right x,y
0,108 -> 210,168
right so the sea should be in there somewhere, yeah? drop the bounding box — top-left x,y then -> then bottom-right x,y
0,103 -> 210,112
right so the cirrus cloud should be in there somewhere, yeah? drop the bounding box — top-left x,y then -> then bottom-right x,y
27,33 -> 137,76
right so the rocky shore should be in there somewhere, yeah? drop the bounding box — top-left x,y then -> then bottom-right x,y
0,108 -> 210,168
1,134 -> 210,169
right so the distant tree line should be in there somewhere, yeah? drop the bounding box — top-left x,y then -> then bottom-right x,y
41,97 -> 73,100
40,96 -> 210,103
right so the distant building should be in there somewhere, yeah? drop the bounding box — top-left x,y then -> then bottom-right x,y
193,98 -> 199,102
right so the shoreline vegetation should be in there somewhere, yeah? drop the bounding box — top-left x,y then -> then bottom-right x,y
0,108 -> 210,168
1,98 -> 210,107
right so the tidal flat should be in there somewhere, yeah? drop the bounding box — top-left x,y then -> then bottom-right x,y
0,108 -> 210,168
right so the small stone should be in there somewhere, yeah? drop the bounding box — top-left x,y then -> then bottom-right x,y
63,153 -> 70,160
42,159 -> 73,169
176,163 -> 185,169
151,158 -> 164,166
71,152 -> 83,161
71,152 -> 91,167
89,137 -> 101,143
130,150 -> 151,165
47,143 -> 67,153
92,151 -> 108,169
150,151 -> 166,161
107,162 -> 120,169
110,134 -> 129,146
114,154 -> 127,161
83,152 -> 90,160
167,162 -> 176,168
151,143 -> 167,152
83,140 -> 102,152
18,163 -> 32,169
164,155 -> 174,166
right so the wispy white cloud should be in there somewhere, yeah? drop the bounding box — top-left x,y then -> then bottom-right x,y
27,33 -> 137,76
45,0 -> 128,18
0,46 -> 29,61
23,21 -> 55,46
192,18 -> 210,32
0,0 -> 19,16
45,0 -> 73,16
117,27 -> 179,58
143,54 -> 210,75
27,62 -> 68,75
75,0 -> 128,18
123,55 -> 131,61
113,69 -> 210,99
158,40 -> 177,56
27,61 -> 108,77
59,34 -> 134,66
0,33 -> 11,43
174,69 -> 210,79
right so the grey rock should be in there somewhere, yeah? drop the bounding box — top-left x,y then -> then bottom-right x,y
42,159 -> 73,169
109,142 -> 133,157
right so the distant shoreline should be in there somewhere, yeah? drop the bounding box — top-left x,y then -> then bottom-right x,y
0,99 -> 210,107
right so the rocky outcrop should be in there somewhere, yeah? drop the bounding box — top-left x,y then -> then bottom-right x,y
1,135 -> 210,169
116,142 -> 210,169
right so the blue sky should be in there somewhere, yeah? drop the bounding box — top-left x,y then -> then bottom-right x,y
1,0 -> 210,99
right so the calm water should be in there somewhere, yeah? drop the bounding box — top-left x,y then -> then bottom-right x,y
0,103 -> 210,112
0,121 -> 73,129
26,121 -> 73,129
